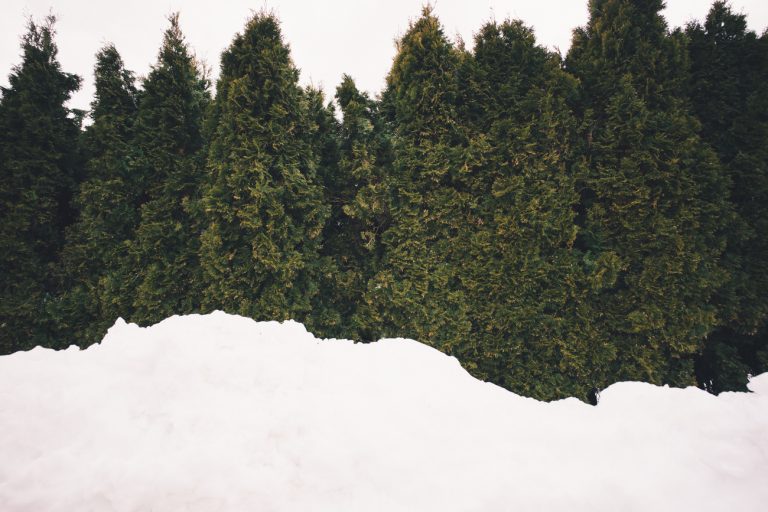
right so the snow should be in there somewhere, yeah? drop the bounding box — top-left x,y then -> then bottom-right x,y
1,312 -> 767,511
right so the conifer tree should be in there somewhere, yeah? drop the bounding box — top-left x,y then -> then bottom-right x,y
0,16 -> 82,352
199,12 -> 329,326
365,8 -> 476,352
457,20 -> 600,400
566,0 -> 730,387
303,85 -> 346,337
125,14 -> 210,326
317,75 -> 391,340
51,44 -> 138,345
686,2 -> 768,392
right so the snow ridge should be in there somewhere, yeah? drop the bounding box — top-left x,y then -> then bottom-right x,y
1,312 -> 767,511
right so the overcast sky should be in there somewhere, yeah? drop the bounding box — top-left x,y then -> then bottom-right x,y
2,1 -> 767,112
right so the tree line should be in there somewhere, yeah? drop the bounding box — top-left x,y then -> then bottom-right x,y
1,0 -> 766,402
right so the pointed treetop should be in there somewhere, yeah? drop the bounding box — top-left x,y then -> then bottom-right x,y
385,7 -> 460,135
582,0 -> 669,54
164,12 -> 186,49
703,1 -> 749,41
473,19 -> 546,78
217,10 -> 296,89
567,0 -> 689,111
5,14 -> 81,98
336,74 -> 368,111
20,14 -> 58,61
91,44 -> 136,119
142,11 -> 206,99
152,12 -> 194,71
242,9 -> 283,42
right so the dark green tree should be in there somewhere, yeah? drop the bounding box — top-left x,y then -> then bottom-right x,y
125,14 -> 211,326
687,2 -> 768,392
302,85 -> 346,337
364,8 -> 476,353
316,75 -> 391,340
50,44 -> 138,346
456,20 -> 600,401
199,12 -> 329,326
0,16 -> 82,352
566,0 -> 731,387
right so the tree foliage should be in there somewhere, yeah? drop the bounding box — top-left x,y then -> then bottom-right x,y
364,7 -> 474,350
317,75 -> 392,340
457,20 -> 598,400
0,16 -> 81,352
566,0 -> 730,387
1,2 -> 764,402
686,1 -> 768,392
126,14 -> 211,326
51,44 -> 138,346
199,12 -> 328,326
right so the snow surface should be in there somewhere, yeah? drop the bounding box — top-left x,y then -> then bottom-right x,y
1,312 -> 767,511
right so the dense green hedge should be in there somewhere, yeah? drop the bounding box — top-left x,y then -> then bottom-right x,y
1,1 -> 766,402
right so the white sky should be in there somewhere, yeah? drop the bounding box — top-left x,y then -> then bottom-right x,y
2,1 -> 767,112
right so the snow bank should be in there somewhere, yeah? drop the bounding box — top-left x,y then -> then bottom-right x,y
1,312 -> 767,511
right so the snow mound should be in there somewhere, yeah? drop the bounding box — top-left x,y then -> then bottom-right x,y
1,312 -> 767,511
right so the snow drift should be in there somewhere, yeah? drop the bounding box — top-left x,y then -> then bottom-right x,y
1,312 -> 767,511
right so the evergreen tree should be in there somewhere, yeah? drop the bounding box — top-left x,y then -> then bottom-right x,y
0,16 -> 82,352
317,75 -> 391,340
51,44 -> 138,346
303,85 -> 345,337
125,14 -> 210,326
457,20 -> 600,400
566,0 -> 731,387
365,8 -> 476,352
199,12 -> 329,326
687,2 -> 768,392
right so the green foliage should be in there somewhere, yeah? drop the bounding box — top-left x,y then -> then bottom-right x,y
303,85 -> 344,336
0,16 -> 82,352
365,8 -> 474,350
686,2 -> 768,392
51,44 -> 138,347
568,0 -> 687,114
455,20 -> 600,401
199,12 -> 329,326
125,14 -> 211,326
566,0 -> 731,388
317,75 -> 391,340
1,3 -> 764,402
